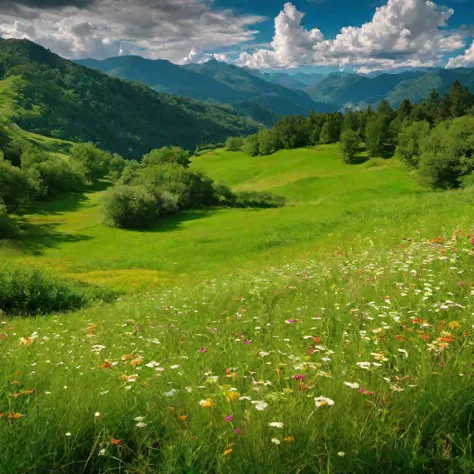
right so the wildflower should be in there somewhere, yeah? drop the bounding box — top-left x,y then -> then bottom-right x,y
359,388 -> 375,396
471,237 -> 474,246
293,374 -> 305,380
223,448 -> 232,456
344,382 -> 359,389
120,374 -> 138,383
271,438 -> 281,445
448,321 -> 461,330
198,347 -> 208,353
199,398 -> 214,408
178,415 -> 188,421
234,428 -> 241,435
226,391 -> 241,402
110,438 -> 122,445
102,362 -> 112,369
225,414 -> 233,422
136,422 -> 147,428
356,362 -> 371,370
284,436 -> 295,443
130,357 -> 144,368
134,416 -> 144,422
315,396 -> 334,407
7,412 -> 22,419
398,349 -> 408,358
285,319 -> 297,324
268,422 -> 284,428
19,337 -> 33,345
252,401 -> 268,411
245,340 -> 252,344
338,451 -> 345,457
94,412 -> 101,417
99,449 -> 106,456
65,432 -> 71,437
164,389 -> 177,397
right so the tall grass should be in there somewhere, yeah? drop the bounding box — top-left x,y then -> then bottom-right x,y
0,262 -> 115,315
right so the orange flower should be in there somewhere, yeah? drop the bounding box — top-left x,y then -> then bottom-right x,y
103,362 -> 112,369
10,392 -> 20,398
223,449 -> 233,456
7,412 -> 22,419
178,415 -> 188,421
110,438 -> 122,445
448,321 -> 461,330
284,436 -> 295,443
0,414 -> 4,419
130,357 -> 144,368
22,390 -> 34,396
19,337 -> 33,345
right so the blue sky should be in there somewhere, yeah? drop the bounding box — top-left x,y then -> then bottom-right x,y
0,0 -> 473,72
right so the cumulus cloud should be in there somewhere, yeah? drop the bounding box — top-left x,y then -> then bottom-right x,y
0,0 -> 265,61
447,41 -> 474,68
237,0 -> 466,72
179,46 -> 231,65
236,2 -> 324,69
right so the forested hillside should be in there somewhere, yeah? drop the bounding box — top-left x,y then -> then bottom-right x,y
0,39 -> 260,158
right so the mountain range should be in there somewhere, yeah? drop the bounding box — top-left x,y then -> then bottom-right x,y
78,55 -> 474,114
77,56 -> 338,124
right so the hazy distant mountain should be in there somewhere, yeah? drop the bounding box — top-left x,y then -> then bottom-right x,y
257,71 -> 324,90
78,56 -> 337,124
306,68 -> 474,109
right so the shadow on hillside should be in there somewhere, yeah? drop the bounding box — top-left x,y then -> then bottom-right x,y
11,220 -> 92,255
147,210 -> 213,233
352,154 -> 370,165
31,192 -> 89,216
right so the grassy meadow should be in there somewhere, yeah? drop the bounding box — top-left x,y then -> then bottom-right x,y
1,145 -> 474,472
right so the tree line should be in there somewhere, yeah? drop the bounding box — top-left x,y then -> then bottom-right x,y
226,80 -> 474,188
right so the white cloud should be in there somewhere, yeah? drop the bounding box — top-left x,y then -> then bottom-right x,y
238,0 -> 466,72
0,0 -> 265,61
236,2 -> 324,69
179,46 -> 231,65
447,41 -> 474,68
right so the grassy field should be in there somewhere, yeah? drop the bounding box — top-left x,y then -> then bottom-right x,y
2,145 -> 473,291
2,145 -> 474,472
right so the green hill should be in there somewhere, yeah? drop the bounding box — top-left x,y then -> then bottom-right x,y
0,39 -> 260,158
78,56 -> 337,123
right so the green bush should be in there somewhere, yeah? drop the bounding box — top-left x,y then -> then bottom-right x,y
234,191 -> 286,209
142,147 -> 190,168
0,157 -> 30,211
0,197 -> 16,238
225,136 -> 244,151
102,185 -> 157,229
340,129 -> 361,164
397,120 -> 430,167
0,263 -> 113,316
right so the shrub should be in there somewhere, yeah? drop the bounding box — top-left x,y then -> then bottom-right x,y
340,129 -> 361,164
142,147 -> 190,168
0,197 -> 16,238
234,191 -> 286,208
213,182 -> 236,205
0,157 -> 30,211
0,263 -> 113,316
418,116 -> 474,189
397,120 -> 431,167
225,136 -> 244,151
70,142 -> 112,182
102,185 -> 157,229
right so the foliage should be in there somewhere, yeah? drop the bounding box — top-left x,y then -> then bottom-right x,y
69,143 -> 111,182
225,136 -> 245,152
142,147 -> 190,168
0,262 -> 113,316
234,190 -> 287,208
340,129 -> 361,163
0,156 -> 30,211
418,116 -> 474,189
397,120 -> 431,167
102,185 -> 158,229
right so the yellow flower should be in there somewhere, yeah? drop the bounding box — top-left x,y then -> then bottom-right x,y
284,436 -> 295,443
448,321 -> 461,330
226,391 -> 241,402
130,357 -> 144,368
223,448 -> 233,456
199,398 -> 214,408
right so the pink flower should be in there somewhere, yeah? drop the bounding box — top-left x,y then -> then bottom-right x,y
293,374 -> 305,380
198,347 -> 208,353
234,428 -> 241,435
471,238 -> 474,246
245,340 -> 252,345
285,319 -> 297,324
359,388 -> 375,396
225,415 -> 233,422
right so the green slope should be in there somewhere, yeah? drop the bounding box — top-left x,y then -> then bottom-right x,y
0,39 -> 260,159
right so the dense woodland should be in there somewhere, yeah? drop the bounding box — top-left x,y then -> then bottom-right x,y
227,81 -> 474,189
